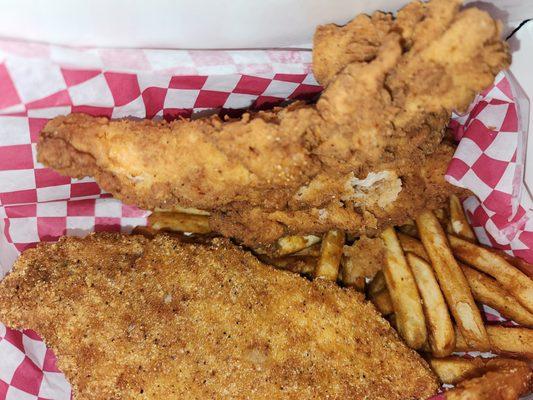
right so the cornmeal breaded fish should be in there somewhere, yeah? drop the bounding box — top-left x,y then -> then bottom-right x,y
0,233 -> 438,399
37,0 -> 509,246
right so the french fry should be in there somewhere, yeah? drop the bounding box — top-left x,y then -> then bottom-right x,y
449,195 -> 476,241
428,356 -> 485,384
454,325 -> 533,358
368,270 -> 386,295
339,258 -> 366,291
314,230 -> 345,281
380,227 -> 427,349
485,326 -> 533,359
461,264 -> 533,327
416,211 -> 490,350
276,235 -> 321,256
148,211 -> 211,234
487,247 -> 533,277
397,232 -> 429,260
407,253 -> 455,357
434,208 -> 451,233
257,255 -> 317,276
448,234 -> 533,313
369,289 -> 394,315
291,243 -> 321,257
339,255 -> 366,291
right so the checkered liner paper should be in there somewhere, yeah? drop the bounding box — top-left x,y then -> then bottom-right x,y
0,39 -> 531,400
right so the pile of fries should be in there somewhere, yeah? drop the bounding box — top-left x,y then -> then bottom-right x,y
144,195 -> 533,397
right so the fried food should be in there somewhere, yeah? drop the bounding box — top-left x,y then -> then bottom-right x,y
256,254 -> 317,276
314,230 -> 344,280
428,356 -> 485,385
381,227 -> 427,349
0,233 -> 439,400
428,356 -> 532,400
416,211 -> 490,350
407,253 -> 455,357
369,288 -> 394,316
461,264 -> 533,327
342,235 -> 385,282
454,325 -> 533,359
148,210 -> 211,234
449,234 -> 533,313
37,0 -> 509,246
398,232 -> 428,259
368,270 -> 387,296
443,358 -> 532,400
449,195 -> 476,241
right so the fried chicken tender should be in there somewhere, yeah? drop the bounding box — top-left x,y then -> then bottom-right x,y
0,233 -> 439,400
37,0 -> 509,245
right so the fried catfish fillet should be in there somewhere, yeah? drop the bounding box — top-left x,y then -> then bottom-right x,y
0,233 -> 438,399
37,0 -> 509,245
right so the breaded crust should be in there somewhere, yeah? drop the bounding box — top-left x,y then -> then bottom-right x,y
0,233 -> 438,399
37,0 -> 509,245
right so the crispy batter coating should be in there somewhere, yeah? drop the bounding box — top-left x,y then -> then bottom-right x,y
0,233 -> 438,399
37,0 -> 509,245
444,358 -> 532,400
342,235 -> 386,280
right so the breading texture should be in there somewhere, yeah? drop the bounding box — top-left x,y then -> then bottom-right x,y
444,358 -> 532,400
0,233 -> 438,400
37,0 -> 510,245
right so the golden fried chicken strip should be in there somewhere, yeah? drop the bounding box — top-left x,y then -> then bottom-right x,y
37,0 -> 509,245
0,233 -> 439,400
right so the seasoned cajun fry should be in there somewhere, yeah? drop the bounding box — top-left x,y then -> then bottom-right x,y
444,358 -> 532,400
148,211 -> 211,234
449,234 -> 533,313
407,253 -> 455,357
488,247 -> 533,277
257,255 -> 317,276
380,227 -> 427,349
428,356 -> 485,384
397,232 -> 429,260
449,195 -> 476,241
461,264 -> 533,327
454,325 -> 533,358
484,326 -> 533,359
314,230 -> 345,281
368,270 -> 386,296
369,289 -> 394,315
416,211 -> 490,351
276,235 -> 321,257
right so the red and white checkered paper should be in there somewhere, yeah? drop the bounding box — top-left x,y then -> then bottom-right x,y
0,40 -> 531,400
